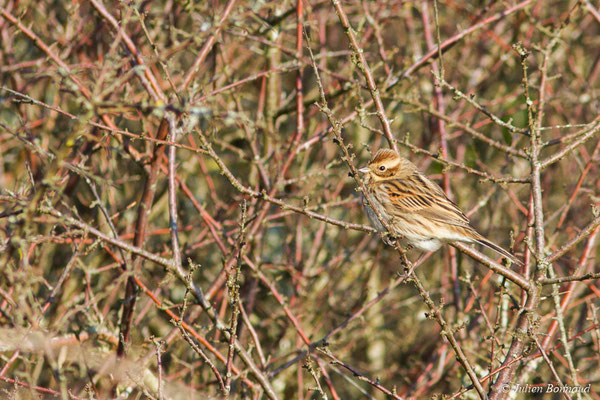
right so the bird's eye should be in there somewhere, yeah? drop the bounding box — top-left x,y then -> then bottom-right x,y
379,166 -> 386,171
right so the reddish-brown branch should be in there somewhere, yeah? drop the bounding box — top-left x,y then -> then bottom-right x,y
179,0 -> 238,90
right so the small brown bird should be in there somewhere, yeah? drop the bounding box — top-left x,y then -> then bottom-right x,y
359,149 -> 522,266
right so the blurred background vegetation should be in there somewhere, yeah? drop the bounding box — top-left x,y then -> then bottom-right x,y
1,0 -> 599,398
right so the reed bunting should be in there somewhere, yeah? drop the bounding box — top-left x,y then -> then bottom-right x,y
359,149 -> 522,266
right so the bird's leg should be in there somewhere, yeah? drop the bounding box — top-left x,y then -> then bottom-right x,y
381,233 -> 397,247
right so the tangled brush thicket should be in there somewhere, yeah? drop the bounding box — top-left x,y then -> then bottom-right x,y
1,0 -> 599,398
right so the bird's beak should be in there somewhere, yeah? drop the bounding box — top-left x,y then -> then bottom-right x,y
358,166 -> 370,173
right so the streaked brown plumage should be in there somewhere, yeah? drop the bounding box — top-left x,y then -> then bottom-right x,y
359,149 -> 522,266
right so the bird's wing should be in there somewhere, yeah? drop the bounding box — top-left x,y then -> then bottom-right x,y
381,174 -> 472,228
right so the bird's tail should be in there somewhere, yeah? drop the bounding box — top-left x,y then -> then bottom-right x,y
476,238 -> 523,266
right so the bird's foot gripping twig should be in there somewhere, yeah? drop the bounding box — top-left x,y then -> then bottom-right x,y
381,233 -> 397,247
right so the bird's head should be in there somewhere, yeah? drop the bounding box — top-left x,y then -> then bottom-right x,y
359,149 -> 415,182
